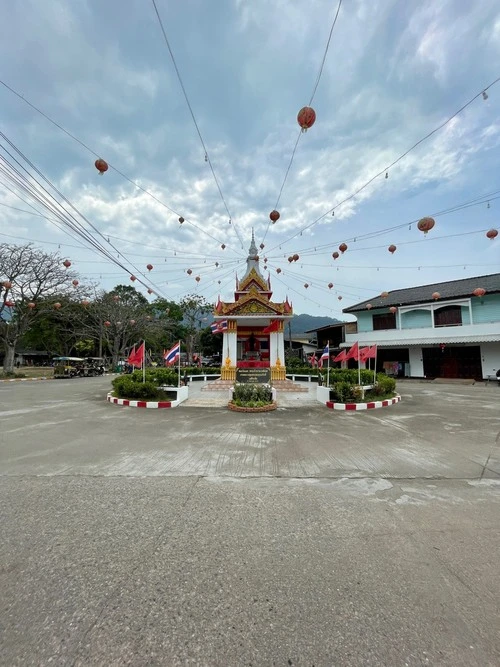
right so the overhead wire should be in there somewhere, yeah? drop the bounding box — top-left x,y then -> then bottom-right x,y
149,0 -> 246,250
0,78 -> 245,257
0,133 -> 168,297
260,0 -> 343,247
266,75 -> 500,254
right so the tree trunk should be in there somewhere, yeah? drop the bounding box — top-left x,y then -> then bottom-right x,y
3,344 -> 15,374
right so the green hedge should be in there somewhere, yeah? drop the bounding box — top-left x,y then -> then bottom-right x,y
112,376 -> 165,400
326,368 -> 375,386
286,367 -> 321,376
328,371 -> 396,403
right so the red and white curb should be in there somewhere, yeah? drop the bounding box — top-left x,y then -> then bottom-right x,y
326,395 -> 401,411
106,392 -> 177,409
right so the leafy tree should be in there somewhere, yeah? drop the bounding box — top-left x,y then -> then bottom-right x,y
199,327 -> 222,357
178,294 -> 212,362
0,244 -> 82,373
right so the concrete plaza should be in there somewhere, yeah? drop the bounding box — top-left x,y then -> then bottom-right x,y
1,377 -> 499,666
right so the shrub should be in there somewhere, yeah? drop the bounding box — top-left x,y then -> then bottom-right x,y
112,376 -> 164,400
330,381 -> 358,403
327,368 -> 374,386
373,374 -> 396,395
232,383 -> 273,405
286,356 -> 306,369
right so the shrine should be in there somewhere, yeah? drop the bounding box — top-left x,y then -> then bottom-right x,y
213,231 -> 293,382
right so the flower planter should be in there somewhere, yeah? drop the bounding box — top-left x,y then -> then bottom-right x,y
228,401 -> 277,413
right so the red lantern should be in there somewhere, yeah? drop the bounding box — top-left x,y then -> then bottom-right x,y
63,259 -> 71,269
147,289 -> 153,295
366,304 -> 372,310
146,264 -> 153,272
54,302 -> 61,310
2,280 -> 12,289
218,280 -> 221,284
486,229 -> 498,240
338,296 -> 342,301
304,283 -> 309,289
27,302 -> 36,309
179,217 -> 184,224
293,253 -> 299,262
432,292 -> 440,300
260,243 -> 265,250
72,279 -> 79,287
113,295 -> 120,302
339,243 -> 347,253
332,252 -> 339,260
288,256 -> 294,263
297,106 -> 316,132
95,159 -> 108,175
328,282 -> 333,289
276,268 -> 282,274
269,210 -> 280,223
221,244 -> 226,250
389,306 -> 397,314
417,217 -> 435,234
81,299 -> 90,307
5,300 -> 15,307
264,257 -> 268,263
381,291 -> 389,298
264,265 -> 268,270
130,275 -> 137,282
215,262 -> 219,267
129,319 -> 136,326
388,244 -> 397,254
104,320 -> 111,327
195,276 -> 201,282
472,287 -> 486,297
187,269 -> 193,275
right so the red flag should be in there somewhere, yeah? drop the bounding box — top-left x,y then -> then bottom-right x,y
333,349 -> 347,362
367,344 -> 377,359
358,347 -> 371,363
344,342 -> 359,361
263,319 -> 280,333
129,342 -> 145,368
127,345 -> 136,365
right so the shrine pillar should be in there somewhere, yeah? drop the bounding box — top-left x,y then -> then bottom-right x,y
221,319 -> 237,381
270,321 -> 286,381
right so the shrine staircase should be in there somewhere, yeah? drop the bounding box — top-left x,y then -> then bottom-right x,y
201,378 -> 308,393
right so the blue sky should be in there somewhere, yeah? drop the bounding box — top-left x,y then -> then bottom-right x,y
1,0 -> 499,319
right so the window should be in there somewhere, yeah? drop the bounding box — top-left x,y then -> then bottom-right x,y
373,313 -> 396,330
434,306 -> 462,327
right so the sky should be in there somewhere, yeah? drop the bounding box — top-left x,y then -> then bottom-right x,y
0,0 -> 499,320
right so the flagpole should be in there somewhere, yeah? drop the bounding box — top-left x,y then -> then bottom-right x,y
358,341 -> 361,387
142,340 -> 146,383
326,340 -> 330,387
178,340 -> 181,388
373,345 -> 377,385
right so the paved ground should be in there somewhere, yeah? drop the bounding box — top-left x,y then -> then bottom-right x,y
1,377 -> 500,666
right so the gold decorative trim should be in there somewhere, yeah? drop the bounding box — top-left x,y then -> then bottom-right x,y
271,366 -> 286,381
221,367 -> 236,381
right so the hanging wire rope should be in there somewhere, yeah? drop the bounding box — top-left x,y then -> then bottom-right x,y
149,0 -> 245,250
260,0 -> 343,247
265,75 -> 500,254
0,79 -> 245,257
0,134 -> 168,297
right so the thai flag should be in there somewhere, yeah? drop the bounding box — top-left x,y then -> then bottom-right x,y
211,319 -> 227,334
164,341 -> 180,366
319,343 -> 329,368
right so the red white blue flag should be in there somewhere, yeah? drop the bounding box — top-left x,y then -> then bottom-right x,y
318,343 -> 330,368
164,341 -> 180,366
211,319 -> 228,334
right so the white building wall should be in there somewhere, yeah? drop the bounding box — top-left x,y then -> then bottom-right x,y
480,342 -> 500,378
223,331 -> 237,365
408,347 -> 424,378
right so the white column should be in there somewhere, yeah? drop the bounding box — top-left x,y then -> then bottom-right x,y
269,332 -> 278,366
224,331 -> 237,365
276,330 -> 285,364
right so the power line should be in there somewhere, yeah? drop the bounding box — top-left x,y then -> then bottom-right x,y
149,0 -> 245,250
266,75 -> 500,253
260,0 -> 343,247
0,78 -> 245,256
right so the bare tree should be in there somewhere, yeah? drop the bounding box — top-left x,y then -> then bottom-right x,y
178,294 -> 212,363
0,244 -> 80,373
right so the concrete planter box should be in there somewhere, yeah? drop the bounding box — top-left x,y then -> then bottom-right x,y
229,386 -> 277,402
159,385 -> 189,404
228,401 -> 277,413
